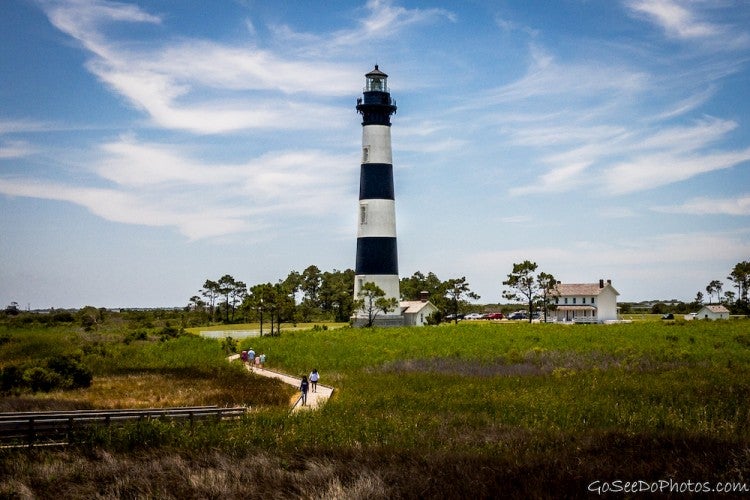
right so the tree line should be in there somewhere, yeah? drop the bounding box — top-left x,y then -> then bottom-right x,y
186,267 -> 487,327
694,260 -> 750,314
186,260 -> 561,327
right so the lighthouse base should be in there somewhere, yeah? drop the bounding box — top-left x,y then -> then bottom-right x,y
352,313 -> 405,328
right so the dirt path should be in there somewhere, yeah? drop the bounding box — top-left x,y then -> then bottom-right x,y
228,355 -> 333,412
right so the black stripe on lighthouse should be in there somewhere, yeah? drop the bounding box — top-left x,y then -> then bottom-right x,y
355,237 -> 398,275
359,163 -> 394,200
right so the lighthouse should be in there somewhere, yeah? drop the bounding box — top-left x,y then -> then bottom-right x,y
353,65 -> 403,327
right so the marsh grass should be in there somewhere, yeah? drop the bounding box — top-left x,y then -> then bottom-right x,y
1,319 -> 749,497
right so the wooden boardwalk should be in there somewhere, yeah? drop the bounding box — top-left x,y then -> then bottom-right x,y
228,355 -> 334,412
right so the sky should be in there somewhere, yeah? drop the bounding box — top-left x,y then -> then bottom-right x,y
1,0 -> 750,309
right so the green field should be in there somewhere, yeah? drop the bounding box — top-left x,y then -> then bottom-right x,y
2,318 -> 749,497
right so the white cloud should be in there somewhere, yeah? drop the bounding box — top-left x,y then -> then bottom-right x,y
0,136 -> 357,240
273,0 -> 455,56
482,45 -> 649,105
40,1 -> 356,134
601,147 -> 750,195
626,0 -> 720,39
0,140 -> 33,159
653,194 -> 750,216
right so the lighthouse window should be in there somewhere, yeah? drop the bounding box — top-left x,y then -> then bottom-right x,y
368,78 -> 384,91
362,146 -> 369,163
360,205 -> 368,225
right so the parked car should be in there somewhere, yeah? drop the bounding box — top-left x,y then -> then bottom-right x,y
661,313 -> 674,320
464,313 -> 485,320
486,312 -> 504,320
508,311 -> 528,320
444,314 -> 463,321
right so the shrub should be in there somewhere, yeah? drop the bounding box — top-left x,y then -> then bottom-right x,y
47,354 -> 93,389
51,310 -> 75,323
0,365 -> 23,393
124,330 -> 149,344
23,366 -> 61,392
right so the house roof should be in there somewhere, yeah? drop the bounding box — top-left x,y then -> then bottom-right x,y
699,304 -> 730,314
400,300 -> 436,314
555,283 -> 619,297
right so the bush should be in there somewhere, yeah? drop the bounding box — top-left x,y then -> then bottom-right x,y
0,365 -> 23,393
159,323 -> 182,341
51,310 -> 75,323
47,354 -> 93,389
23,366 -> 61,392
124,330 -> 149,344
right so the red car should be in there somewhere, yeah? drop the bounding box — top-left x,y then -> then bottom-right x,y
486,312 -> 504,320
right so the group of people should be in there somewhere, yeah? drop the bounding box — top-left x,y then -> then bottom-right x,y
299,369 -> 319,406
240,348 -> 266,368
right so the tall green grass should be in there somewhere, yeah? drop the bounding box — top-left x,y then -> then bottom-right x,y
2,318 -> 749,497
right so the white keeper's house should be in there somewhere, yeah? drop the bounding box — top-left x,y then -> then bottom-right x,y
552,279 -> 619,323
694,304 -> 730,320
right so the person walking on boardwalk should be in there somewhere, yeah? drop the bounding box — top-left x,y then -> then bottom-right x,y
309,369 -> 319,393
300,375 -> 309,405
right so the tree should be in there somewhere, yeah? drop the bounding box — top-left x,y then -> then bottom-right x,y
354,282 -> 399,327
301,265 -> 322,305
319,269 -> 356,322
693,291 -> 704,307
215,275 -> 247,323
244,283 -> 274,335
502,261 -> 556,323
535,271 -> 558,322
706,280 -> 723,304
201,280 -> 220,323
728,261 -> 750,313
444,277 -> 480,324
401,271 -> 446,307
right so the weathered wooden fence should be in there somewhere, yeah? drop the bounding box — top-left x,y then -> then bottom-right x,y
0,406 -> 247,447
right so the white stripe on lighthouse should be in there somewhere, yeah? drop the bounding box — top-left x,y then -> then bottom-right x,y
358,199 -> 396,238
362,125 -> 392,164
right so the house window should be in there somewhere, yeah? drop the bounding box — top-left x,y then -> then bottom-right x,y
564,298 -> 568,304
573,298 -> 577,304
360,205 -> 367,225
591,297 -> 595,304
555,297 -> 559,304
582,297 -> 586,304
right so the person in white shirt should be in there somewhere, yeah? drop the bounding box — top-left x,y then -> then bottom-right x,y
309,369 -> 319,393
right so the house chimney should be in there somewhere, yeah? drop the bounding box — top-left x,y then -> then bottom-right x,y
420,291 -> 429,302
607,279 -> 611,286
599,279 -> 604,288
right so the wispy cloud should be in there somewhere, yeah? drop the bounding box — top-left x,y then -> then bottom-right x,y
626,0 -> 720,39
0,140 -> 34,159
0,135 -> 356,239
470,30 -> 749,198
625,0 -> 750,50
40,0 -> 451,134
653,194 -> 750,216
272,0 -> 455,57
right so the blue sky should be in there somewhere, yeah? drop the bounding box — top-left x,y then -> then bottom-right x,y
1,0 -> 749,309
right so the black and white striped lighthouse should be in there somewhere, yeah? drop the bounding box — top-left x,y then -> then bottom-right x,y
353,65 -> 402,326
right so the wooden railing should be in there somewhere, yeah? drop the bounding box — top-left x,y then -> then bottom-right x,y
0,406 -> 247,447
